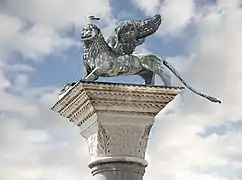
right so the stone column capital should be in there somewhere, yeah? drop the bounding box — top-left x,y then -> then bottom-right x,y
52,81 -> 183,180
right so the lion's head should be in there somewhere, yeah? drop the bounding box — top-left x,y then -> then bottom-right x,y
81,24 -> 101,41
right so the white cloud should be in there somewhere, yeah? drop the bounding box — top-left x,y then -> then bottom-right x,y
0,13 -> 76,61
17,24 -> 76,60
0,79 -> 91,180
133,0 -> 161,15
0,0 -> 114,61
142,1 -> 242,180
133,0 -> 196,35
159,0 -> 195,35
0,69 -> 11,88
6,64 -> 35,72
1,0 -> 242,180
0,0 -> 113,177
0,13 -> 22,61
2,0 -> 112,29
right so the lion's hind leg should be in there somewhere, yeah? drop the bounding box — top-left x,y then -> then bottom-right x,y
137,54 -> 171,86
138,70 -> 155,85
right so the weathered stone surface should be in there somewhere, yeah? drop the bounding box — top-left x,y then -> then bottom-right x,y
51,81 -> 183,180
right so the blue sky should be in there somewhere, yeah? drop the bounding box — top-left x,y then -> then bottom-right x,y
1,0 -> 242,180
17,0 -> 195,87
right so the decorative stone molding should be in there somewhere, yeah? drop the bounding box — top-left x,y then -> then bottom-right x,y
51,81 -> 183,178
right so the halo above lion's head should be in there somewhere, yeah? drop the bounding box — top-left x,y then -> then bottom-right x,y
80,24 -> 101,41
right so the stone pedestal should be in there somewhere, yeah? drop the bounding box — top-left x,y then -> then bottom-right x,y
51,81 -> 183,180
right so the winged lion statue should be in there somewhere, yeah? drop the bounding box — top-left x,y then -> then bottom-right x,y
61,14 -> 221,104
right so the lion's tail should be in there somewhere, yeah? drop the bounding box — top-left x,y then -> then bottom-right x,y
163,60 -> 221,104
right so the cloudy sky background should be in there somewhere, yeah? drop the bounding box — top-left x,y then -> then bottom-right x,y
1,0 -> 242,179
